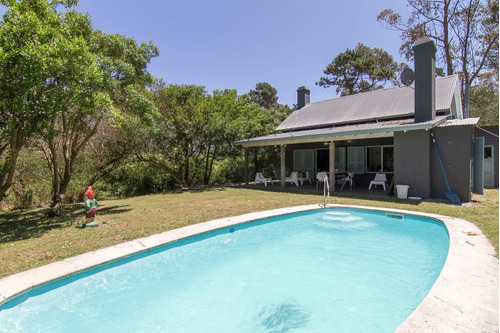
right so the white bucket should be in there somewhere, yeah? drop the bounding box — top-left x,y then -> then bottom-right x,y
396,185 -> 409,199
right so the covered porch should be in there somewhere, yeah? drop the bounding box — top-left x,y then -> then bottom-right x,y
237,116 -> 443,198
240,178 -> 395,198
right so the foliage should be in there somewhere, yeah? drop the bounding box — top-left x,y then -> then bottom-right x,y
96,158 -> 172,199
7,147 -> 51,208
39,14 -> 158,211
134,84 -> 263,188
316,43 -> 402,96
378,0 -> 499,115
249,82 -> 279,110
469,81 -> 499,125
0,0 -> 92,200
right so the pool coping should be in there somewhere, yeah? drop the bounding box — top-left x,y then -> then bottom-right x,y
0,204 -> 498,332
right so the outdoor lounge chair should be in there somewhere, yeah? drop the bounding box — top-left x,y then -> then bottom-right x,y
285,171 -> 299,187
316,171 -> 328,190
255,172 -> 272,186
339,172 -> 355,190
368,173 -> 387,190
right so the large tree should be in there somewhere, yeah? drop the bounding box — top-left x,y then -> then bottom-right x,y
249,82 -> 279,110
247,82 -> 290,175
316,43 -> 402,96
135,84 -> 265,188
0,0 -> 108,201
378,0 -> 499,116
469,81 -> 499,125
42,27 -> 158,211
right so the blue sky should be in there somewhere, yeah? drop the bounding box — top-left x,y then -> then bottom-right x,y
35,1 -> 412,106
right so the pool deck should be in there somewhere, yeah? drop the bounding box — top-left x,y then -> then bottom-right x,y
0,204 -> 498,332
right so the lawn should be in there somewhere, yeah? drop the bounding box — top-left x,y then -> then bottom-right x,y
0,187 -> 498,279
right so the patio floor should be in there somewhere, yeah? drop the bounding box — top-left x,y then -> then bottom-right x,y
241,180 -> 397,199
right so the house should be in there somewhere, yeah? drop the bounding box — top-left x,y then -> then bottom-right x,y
237,38 -> 482,203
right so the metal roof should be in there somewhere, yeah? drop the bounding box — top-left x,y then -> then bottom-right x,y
438,117 -> 480,127
237,115 -> 453,147
276,75 -> 461,132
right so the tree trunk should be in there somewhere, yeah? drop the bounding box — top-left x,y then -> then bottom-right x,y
253,147 -> 260,176
443,0 -> 454,75
48,135 -> 62,214
0,129 -> 24,201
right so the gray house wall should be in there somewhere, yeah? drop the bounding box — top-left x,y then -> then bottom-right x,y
394,131 -> 432,198
430,126 -> 474,202
394,126 -> 474,202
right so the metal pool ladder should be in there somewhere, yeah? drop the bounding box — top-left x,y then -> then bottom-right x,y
321,175 -> 330,208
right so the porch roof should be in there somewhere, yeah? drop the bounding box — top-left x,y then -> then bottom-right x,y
236,116 -> 479,148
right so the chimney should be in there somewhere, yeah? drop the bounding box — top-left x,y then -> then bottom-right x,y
297,86 -> 310,109
413,37 -> 436,123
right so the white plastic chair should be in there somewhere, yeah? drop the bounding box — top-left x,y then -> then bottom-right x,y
368,173 -> 387,190
254,172 -> 272,186
285,171 -> 299,187
340,172 -> 355,190
316,172 -> 328,190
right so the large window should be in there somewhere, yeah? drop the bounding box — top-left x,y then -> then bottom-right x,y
335,147 -> 346,172
366,146 -> 394,173
347,147 -> 364,174
293,149 -> 315,175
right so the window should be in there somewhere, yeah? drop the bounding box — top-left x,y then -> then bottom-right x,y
335,147 -> 346,172
485,146 -> 492,159
293,149 -> 314,174
366,146 -> 394,173
347,147 -> 364,174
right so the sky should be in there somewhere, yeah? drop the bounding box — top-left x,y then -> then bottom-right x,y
26,1 -> 412,107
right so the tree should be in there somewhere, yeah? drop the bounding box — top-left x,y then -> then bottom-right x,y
249,82 -> 279,110
135,84 -> 208,188
0,0 -> 105,202
469,81 -> 499,125
42,26 -> 158,211
378,0 -> 499,116
134,84 -> 267,188
316,43 -> 401,96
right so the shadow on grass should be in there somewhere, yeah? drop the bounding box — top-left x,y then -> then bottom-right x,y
234,184 -> 424,206
166,186 -> 229,195
0,204 -> 133,244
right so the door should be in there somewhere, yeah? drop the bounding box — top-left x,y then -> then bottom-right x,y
484,145 -> 494,187
347,146 -> 365,174
293,149 -> 315,177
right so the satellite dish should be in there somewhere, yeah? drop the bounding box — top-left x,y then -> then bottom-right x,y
401,67 -> 415,86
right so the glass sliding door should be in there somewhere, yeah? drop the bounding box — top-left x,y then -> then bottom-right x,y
293,149 -> 315,177
347,147 -> 364,174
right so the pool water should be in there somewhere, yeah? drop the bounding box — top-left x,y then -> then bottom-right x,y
0,208 -> 449,332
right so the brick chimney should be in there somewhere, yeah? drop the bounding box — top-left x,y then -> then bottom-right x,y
413,37 -> 436,123
297,86 -> 310,109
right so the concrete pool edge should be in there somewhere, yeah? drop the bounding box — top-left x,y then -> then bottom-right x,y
0,204 -> 498,332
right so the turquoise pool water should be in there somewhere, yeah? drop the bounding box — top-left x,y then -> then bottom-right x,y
0,208 -> 449,332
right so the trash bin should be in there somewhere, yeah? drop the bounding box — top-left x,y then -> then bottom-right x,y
396,185 -> 409,199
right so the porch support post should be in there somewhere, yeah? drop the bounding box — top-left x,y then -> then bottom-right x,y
280,145 -> 286,187
244,147 -> 249,185
329,141 -> 335,191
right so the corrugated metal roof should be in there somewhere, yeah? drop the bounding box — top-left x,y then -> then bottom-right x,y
438,117 -> 480,127
237,115 -> 451,147
277,75 -> 461,132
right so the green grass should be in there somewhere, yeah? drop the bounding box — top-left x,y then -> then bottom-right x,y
0,187 -> 498,279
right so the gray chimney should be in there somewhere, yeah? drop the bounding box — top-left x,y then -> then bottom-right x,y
413,37 -> 436,123
297,86 -> 310,109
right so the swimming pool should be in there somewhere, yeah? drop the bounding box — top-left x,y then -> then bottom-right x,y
0,207 -> 449,332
